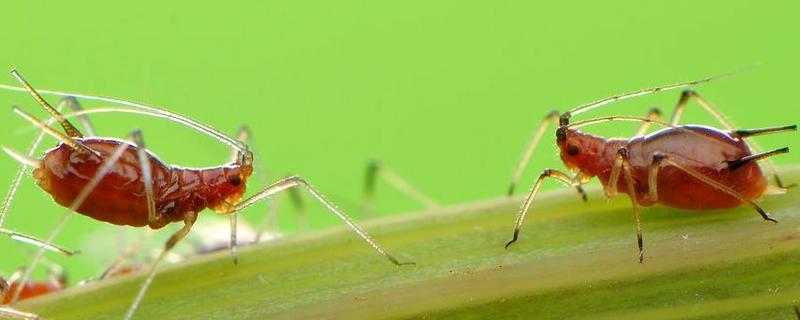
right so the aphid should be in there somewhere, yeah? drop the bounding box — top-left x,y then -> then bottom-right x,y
0,262 -> 66,320
0,70 -> 413,320
2,263 -> 67,304
505,72 -> 796,262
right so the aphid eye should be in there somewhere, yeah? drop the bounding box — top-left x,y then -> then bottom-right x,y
566,145 -> 580,156
228,175 -> 242,186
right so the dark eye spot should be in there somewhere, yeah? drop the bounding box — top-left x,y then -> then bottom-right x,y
228,175 -> 242,186
566,145 -> 580,156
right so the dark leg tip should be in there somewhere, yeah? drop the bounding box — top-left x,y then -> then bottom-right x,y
767,217 -> 779,224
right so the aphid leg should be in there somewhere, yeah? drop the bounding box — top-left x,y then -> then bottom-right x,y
0,307 -> 41,320
234,176 -> 415,266
508,111 -> 560,195
650,154 -> 778,223
62,96 -> 97,137
363,159 -> 438,218
130,131 -> 157,226
125,212 -> 198,320
505,169 -> 585,248
96,232 -> 150,281
634,108 -> 663,136
10,70 -> 84,138
794,305 -> 800,319
0,98 -> 68,227
9,143 -> 129,304
0,228 -> 77,256
605,153 -> 624,198
617,147 -> 645,263
669,89 -> 794,189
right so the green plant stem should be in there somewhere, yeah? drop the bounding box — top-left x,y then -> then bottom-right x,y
16,166 -> 800,320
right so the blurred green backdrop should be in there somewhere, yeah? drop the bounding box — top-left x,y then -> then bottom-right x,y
0,1 -> 798,281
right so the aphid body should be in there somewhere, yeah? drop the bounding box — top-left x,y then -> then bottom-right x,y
558,125 -> 766,210
505,71 -> 796,262
34,138 -> 252,228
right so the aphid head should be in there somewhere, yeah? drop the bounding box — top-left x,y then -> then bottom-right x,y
237,148 -> 254,178
555,126 -> 603,176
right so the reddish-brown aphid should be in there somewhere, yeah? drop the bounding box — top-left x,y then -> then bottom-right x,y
505,73 -> 795,262
33,138 -> 252,228
1,267 -> 66,304
1,70 -> 412,320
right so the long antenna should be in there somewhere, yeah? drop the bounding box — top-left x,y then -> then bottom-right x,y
0,73 -> 247,152
561,68 -> 751,125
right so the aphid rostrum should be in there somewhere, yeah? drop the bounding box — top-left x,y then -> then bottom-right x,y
505,73 -> 795,262
0,70 -> 413,320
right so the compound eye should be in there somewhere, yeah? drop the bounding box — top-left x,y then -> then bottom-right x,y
228,174 -> 242,186
566,145 -> 580,156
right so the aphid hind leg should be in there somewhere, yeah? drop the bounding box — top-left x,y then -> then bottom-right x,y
363,159 -> 438,218
634,108 -> 663,136
669,89 -> 793,189
648,153 -> 777,223
505,169 -> 586,249
125,212 -> 198,320
234,175 -> 414,266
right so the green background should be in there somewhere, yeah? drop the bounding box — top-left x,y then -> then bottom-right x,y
0,1 -> 797,282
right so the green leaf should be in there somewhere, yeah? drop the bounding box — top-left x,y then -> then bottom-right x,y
17,166 -> 800,320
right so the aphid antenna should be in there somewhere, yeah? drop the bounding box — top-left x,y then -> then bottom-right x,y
564,115 -> 734,147
565,116 -> 678,130
559,67 -> 753,126
0,70 -> 248,153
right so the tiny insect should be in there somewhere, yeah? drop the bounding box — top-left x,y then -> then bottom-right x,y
2,263 -> 67,305
0,261 -> 66,320
505,72 -> 796,262
0,70 -> 413,320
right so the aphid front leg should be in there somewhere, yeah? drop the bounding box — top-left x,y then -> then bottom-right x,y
233,176 -> 415,266
617,147 -> 645,263
647,153 -> 778,223
505,169 -> 586,249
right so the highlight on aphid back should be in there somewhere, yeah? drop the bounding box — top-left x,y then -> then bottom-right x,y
0,2 -> 797,319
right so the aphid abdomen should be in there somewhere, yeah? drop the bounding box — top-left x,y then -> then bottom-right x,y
33,139 -> 174,228
33,139 -> 248,228
620,126 -> 767,210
